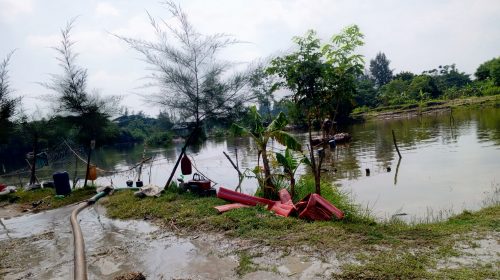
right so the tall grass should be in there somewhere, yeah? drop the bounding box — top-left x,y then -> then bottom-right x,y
294,175 -> 375,224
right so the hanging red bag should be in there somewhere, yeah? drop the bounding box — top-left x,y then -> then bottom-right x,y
181,154 -> 192,175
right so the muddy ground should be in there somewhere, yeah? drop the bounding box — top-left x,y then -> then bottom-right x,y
1,203 -> 498,279
0,204 -> 351,279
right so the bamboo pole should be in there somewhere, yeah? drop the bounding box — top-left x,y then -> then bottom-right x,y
392,129 -> 402,159
223,151 -> 244,192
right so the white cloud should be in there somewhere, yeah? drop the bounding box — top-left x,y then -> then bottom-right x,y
26,34 -> 59,48
95,2 -> 120,17
26,30 -> 125,56
112,15 -> 156,41
0,0 -> 34,22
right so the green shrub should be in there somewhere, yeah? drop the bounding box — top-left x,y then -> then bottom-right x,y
351,106 -> 370,115
482,85 -> 500,96
146,131 -> 172,146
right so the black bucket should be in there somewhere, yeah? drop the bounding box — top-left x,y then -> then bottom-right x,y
53,172 -> 71,196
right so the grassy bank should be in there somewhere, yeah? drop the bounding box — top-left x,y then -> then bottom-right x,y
103,186 -> 498,249
102,183 -> 499,278
0,186 -> 97,212
352,94 -> 500,120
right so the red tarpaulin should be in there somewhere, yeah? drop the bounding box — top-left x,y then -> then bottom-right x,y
296,193 -> 344,220
214,203 -> 250,213
215,188 -> 344,221
217,187 -> 274,207
279,189 -> 293,206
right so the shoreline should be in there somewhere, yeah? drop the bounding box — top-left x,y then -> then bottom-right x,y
353,95 -> 500,121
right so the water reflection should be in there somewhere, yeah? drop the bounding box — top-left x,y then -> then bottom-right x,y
1,108 -> 499,220
335,107 -> 500,220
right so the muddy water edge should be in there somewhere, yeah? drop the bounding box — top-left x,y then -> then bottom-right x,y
0,203 -> 348,280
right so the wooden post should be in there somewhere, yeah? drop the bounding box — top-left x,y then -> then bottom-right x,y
223,151 -> 244,192
392,129 -> 402,159
29,133 -> 38,185
73,154 -> 78,189
84,140 -> 95,187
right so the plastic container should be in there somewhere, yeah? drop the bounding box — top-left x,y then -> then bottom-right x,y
53,171 -> 71,196
88,165 -> 97,180
181,155 -> 192,175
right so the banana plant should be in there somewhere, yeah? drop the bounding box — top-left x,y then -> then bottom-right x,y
275,148 -> 308,200
231,106 -> 301,199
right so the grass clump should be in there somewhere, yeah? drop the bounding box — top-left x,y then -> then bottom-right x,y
335,248 -> 499,280
0,185 -> 97,211
335,251 -> 433,280
235,251 -> 259,277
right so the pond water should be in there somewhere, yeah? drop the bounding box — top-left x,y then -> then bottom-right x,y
333,107 -> 499,221
2,107 -> 499,220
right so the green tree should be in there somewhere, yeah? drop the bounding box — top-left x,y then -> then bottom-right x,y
394,71 -> 416,82
231,106 -> 301,199
492,60 -> 500,86
378,79 -> 411,106
273,99 -> 306,127
156,110 -> 174,131
475,57 -> 500,83
249,66 -> 276,122
369,52 -> 393,88
0,51 -> 21,143
43,19 -> 120,145
436,64 -> 470,90
268,26 -> 364,194
118,1 -> 254,139
354,74 -> 378,107
407,75 -> 440,100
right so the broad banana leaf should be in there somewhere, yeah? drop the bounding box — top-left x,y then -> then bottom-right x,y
267,111 -> 288,132
273,131 -> 302,152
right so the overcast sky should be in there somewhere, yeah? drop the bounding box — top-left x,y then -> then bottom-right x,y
1,0 -> 499,117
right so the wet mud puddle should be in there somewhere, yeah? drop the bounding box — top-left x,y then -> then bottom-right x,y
0,204 -> 238,279
0,204 -> 340,279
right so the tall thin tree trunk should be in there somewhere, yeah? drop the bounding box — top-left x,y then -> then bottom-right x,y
308,118 -> 321,195
261,148 -> 275,198
84,140 -> 92,187
290,176 -> 296,200
29,133 -> 38,185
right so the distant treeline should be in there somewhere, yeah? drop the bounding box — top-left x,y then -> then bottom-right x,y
352,55 -> 500,112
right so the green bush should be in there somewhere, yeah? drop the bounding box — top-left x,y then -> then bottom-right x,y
146,131 -> 172,146
351,106 -> 370,115
444,85 -> 481,99
482,85 -> 500,96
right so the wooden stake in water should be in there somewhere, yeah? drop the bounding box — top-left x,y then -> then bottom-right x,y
392,129 -> 402,159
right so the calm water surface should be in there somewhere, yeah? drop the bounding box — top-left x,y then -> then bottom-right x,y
2,108 -> 499,220
333,107 -> 499,220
